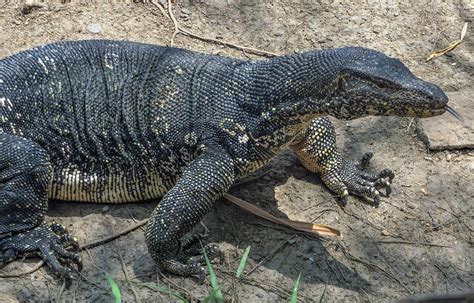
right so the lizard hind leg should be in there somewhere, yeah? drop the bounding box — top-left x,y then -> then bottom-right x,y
0,133 -> 81,286
145,148 -> 234,281
290,117 -> 394,207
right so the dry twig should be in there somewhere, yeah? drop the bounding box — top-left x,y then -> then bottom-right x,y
80,219 -> 148,249
167,0 -> 179,46
117,247 -> 140,303
0,260 -> 45,278
151,1 -> 277,57
245,235 -> 294,276
55,280 -> 66,303
426,22 -> 468,61
376,239 -> 450,248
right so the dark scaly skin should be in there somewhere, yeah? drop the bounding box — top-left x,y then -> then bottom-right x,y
0,40 -> 448,282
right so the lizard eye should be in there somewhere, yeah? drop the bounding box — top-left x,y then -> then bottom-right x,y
371,78 -> 397,89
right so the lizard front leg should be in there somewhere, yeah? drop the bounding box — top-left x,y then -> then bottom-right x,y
290,117 -> 394,206
145,146 -> 234,279
0,133 -> 81,286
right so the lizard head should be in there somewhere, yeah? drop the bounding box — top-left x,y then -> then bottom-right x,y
325,49 -> 450,120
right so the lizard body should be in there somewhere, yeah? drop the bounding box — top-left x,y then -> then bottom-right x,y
0,40 -> 448,281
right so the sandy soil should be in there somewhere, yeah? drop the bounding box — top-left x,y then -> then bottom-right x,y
0,1 -> 472,302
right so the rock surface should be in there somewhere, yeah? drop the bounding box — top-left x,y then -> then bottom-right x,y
417,90 -> 474,150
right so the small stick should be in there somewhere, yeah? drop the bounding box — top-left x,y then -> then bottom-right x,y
167,0 -> 179,46
150,0 -> 168,19
72,274 -> 84,303
0,260 -> 45,278
375,239 -> 450,248
406,117 -> 415,132
178,28 -> 278,57
157,270 -> 192,299
55,280 -> 66,303
117,247 -> 140,303
245,235 -> 294,276
151,1 -> 277,57
80,219 -> 148,249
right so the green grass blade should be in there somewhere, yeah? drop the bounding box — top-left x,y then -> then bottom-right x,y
236,246 -> 251,278
290,272 -> 302,303
202,244 -> 224,303
141,282 -> 188,302
105,273 -> 122,303
202,286 -> 222,303
319,284 -> 327,303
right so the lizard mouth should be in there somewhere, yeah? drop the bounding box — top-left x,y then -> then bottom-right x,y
423,105 -> 463,121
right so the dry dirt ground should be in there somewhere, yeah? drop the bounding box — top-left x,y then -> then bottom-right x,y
0,1 -> 473,302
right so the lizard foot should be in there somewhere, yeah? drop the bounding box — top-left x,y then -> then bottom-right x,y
321,152 -> 394,207
160,239 -> 223,283
0,222 -> 82,287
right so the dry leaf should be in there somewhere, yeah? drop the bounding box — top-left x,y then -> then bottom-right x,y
224,193 -> 341,238
426,22 -> 468,61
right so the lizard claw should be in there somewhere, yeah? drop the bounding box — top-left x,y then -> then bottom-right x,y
321,152 -> 394,207
0,223 -> 81,286
157,240 -> 223,282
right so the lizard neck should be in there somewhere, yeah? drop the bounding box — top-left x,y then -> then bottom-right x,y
240,47 -> 363,152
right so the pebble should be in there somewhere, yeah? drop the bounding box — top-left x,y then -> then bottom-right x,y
87,23 -> 102,34
287,238 -> 296,244
101,205 -> 110,212
405,271 -> 415,278
181,7 -> 192,15
446,154 -> 452,161
273,29 -> 284,37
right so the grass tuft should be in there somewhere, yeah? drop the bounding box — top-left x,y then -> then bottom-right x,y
290,272 -> 302,303
236,246 -> 251,278
319,284 -> 327,303
105,273 -> 122,303
202,243 -> 224,303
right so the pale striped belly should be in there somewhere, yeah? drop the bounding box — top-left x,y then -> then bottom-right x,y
48,166 -> 177,203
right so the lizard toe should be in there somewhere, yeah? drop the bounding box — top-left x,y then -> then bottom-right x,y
357,152 -> 374,169
321,153 -> 390,206
0,223 -> 80,285
156,241 -> 222,283
345,182 -> 381,207
182,243 -> 223,265
160,258 -> 207,282
0,248 -> 18,265
321,152 -> 395,206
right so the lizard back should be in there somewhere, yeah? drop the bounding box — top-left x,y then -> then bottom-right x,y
0,40 -> 236,202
